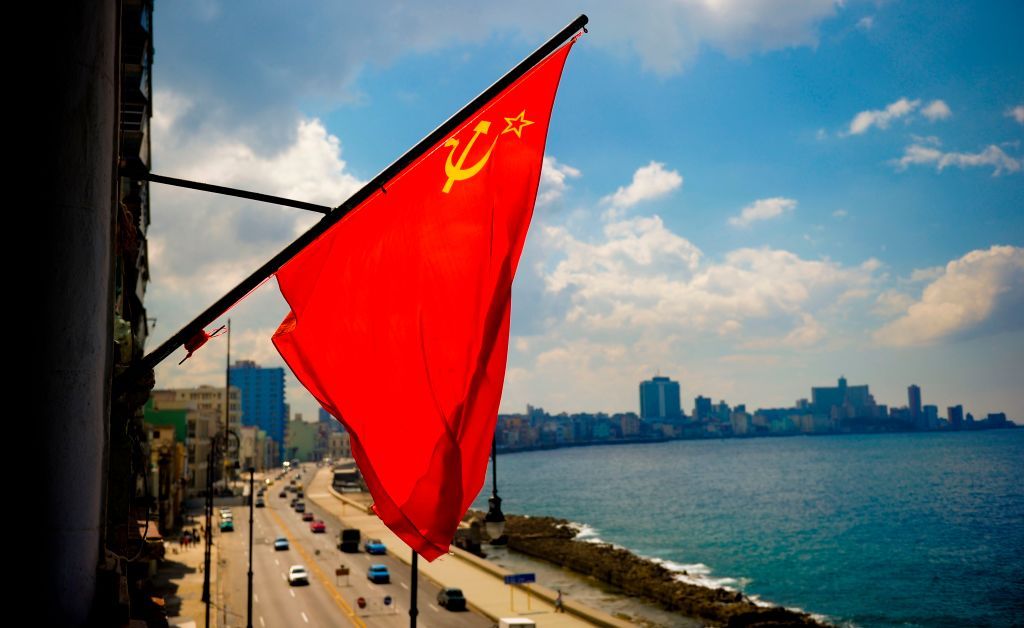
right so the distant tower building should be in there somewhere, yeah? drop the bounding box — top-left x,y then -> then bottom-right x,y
908,385 -> 922,427
948,405 -> 964,430
923,405 -> 939,430
639,376 -> 681,419
694,395 -> 713,421
229,360 -> 287,464
319,407 -> 345,433
811,376 -> 875,418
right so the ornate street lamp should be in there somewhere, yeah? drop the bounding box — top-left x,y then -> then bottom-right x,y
484,429 -> 506,542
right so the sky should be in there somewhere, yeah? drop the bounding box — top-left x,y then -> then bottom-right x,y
148,1 -> 1024,424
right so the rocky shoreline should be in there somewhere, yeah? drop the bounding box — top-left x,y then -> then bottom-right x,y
487,513 -> 829,627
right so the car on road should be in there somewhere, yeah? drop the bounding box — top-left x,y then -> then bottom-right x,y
437,588 -> 466,611
302,511 -> 315,522
367,564 -> 390,584
219,520 -> 234,532
273,537 -> 289,551
279,490 -> 287,498
255,498 -> 265,508
288,565 -> 309,586
364,539 -> 387,555
294,502 -> 306,513
310,520 -> 326,533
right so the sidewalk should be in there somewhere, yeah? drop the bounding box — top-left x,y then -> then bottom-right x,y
152,515 -> 218,628
307,468 -> 631,627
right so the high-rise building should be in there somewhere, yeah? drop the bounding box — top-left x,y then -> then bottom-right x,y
229,360 -> 287,464
923,405 -> 939,430
948,405 -> 964,430
694,395 -> 713,421
811,376 -> 876,418
908,385 -> 922,427
319,407 -> 346,433
639,376 -> 681,419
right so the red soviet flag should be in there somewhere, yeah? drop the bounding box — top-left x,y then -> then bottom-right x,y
272,39 -> 578,560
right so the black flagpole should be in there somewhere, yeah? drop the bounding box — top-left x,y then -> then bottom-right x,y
410,552 -> 419,627
115,13 -> 588,387
120,171 -> 332,214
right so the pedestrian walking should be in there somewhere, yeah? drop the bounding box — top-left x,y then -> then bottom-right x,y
555,589 -> 564,613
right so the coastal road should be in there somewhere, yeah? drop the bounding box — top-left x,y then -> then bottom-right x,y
216,465 -> 491,627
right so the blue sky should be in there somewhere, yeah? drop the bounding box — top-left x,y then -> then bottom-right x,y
148,1 -> 1024,423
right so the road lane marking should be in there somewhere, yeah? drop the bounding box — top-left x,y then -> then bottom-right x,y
429,604 -> 440,612
275,559 -> 280,566
267,502 -> 366,627
254,593 -> 259,603
399,582 -> 408,590
259,617 -> 265,627
301,612 -> 310,623
290,589 -> 296,598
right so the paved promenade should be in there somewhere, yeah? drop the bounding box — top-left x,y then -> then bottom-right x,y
307,468 -> 632,627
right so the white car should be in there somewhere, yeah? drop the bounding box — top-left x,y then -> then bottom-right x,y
288,565 -> 309,586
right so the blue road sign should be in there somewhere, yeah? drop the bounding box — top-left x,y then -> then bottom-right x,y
504,573 -> 536,585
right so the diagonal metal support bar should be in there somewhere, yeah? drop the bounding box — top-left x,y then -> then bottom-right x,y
115,14 -> 588,391
122,170 -> 332,214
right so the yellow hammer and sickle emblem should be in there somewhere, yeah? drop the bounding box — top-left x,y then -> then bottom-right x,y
442,120 -> 499,193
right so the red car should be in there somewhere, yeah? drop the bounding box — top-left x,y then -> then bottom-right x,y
310,520 -> 326,533
302,512 -> 315,521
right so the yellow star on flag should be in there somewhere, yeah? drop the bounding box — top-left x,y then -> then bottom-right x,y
502,110 -> 534,138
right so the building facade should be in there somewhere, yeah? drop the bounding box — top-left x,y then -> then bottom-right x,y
229,360 -> 287,464
639,376 -> 682,419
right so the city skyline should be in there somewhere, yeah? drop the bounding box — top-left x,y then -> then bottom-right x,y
146,2 -> 1024,425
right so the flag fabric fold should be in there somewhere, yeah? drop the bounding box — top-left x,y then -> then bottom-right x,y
272,39 -> 577,560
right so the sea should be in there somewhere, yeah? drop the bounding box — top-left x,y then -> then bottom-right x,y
472,429 -> 1024,627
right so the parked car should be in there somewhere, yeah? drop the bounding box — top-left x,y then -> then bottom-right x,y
288,565 -> 309,586
274,537 -> 289,551
437,588 -> 466,611
310,520 -> 326,533
363,539 -> 387,555
367,564 -> 390,584
219,520 -> 234,532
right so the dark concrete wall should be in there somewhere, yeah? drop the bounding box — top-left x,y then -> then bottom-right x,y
36,1 -> 117,623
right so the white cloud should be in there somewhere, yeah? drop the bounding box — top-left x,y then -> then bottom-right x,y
856,15 -> 875,30
537,156 -> 581,208
874,246 -> 1024,346
1008,105 -> 1024,125
872,290 -> 915,317
847,98 -> 920,135
921,99 -> 952,121
729,197 -> 797,227
543,215 -> 879,337
601,162 -> 683,216
832,209 -> 848,218
893,143 -> 1022,176
148,90 -> 367,404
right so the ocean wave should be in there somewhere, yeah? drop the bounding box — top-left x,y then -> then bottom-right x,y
568,521 -> 604,543
564,520 -> 836,625
649,558 -> 746,590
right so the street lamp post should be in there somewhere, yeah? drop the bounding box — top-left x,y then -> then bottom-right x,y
247,466 -> 255,628
484,428 -> 506,542
202,429 -> 239,627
